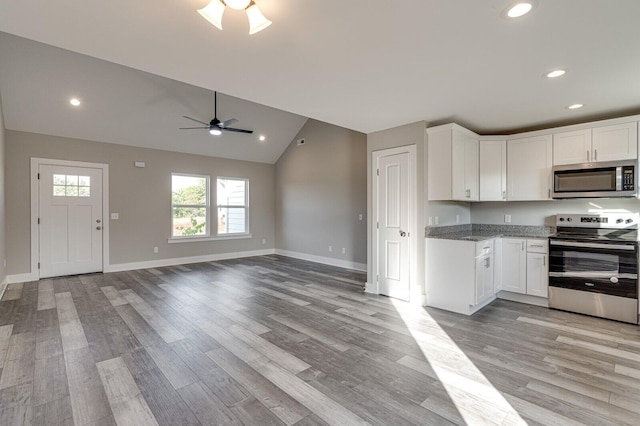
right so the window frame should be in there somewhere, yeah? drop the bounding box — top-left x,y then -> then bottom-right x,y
170,173 -> 211,240
216,176 -> 250,236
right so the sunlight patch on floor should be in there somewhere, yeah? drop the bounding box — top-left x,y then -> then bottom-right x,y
390,299 -> 527,425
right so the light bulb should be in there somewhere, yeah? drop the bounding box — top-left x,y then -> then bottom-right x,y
247,3 -> 272,35
198,0 -> 225,30
210,128 -> 223,135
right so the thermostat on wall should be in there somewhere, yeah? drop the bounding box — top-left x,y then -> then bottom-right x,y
134,161 -> 146,168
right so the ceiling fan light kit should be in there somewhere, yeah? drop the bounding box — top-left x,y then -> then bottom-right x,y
198,0 -> 272,35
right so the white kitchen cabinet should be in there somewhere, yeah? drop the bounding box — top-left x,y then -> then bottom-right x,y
526,239 -> 548,298
500,238 -> 527,294
428,124 -> 479,201
479,140 -> 507,201
591,122 -> 637,162
425,238 -> 495,315
507,135 -> 553,200
553,122 -> 637,165
553,129 -> 592,165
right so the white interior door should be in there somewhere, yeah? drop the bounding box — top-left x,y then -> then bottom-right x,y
39,164 -> 103,278
377,151 -> 410,301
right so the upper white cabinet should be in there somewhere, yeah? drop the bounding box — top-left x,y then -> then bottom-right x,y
507,135 -> 553,200
428,124 -> 479,201
591,122 -> 637,162
479,140 -> 507,201
553,129 -> 592,165
553,122 -> 637,165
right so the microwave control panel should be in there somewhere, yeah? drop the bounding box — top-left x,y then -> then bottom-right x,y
623,166 -> 635,190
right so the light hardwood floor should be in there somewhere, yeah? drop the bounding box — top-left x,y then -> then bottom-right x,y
1,255 -> 640,425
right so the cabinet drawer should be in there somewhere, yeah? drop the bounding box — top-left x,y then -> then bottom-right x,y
526,239 -> 548,253
476,239 -> 494,256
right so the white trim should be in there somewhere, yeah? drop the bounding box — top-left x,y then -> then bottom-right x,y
371,145 -> 417,301
496,290 -> 549,307
104,249 -> 275,273
0,280 -> 7,300
168,233 -> 252,244
31,158 -> 110,280
6,272 -> 39,284
364,281 -> 379,294
275,249 -> 366,272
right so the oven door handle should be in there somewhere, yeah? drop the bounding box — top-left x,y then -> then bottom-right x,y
550,240 -> 637,251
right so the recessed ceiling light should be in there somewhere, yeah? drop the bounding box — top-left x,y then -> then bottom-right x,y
503,1 -> 537,18
567,103 -> 584,110
69,98 -> 81,106
259,135 -> 266,141
545,69 -> 566,78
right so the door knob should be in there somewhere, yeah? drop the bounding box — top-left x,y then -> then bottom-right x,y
399,230 -> 407,237
96,226 -> 102,230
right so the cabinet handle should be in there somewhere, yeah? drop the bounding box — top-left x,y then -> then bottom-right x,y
594,149 -> 597,161
502,190 -> 506,200
466,189 -> 471,198
548,188 -> 551,199
485,258 -> 490,268
587,150 -> 590,162
543,256 -> 546,266
530,244 -> 544,248
522,241 -> 525,251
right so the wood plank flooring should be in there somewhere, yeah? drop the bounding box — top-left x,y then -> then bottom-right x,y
1,255 -> 640,425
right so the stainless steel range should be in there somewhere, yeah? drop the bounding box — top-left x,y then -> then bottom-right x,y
549,213 -> 639,324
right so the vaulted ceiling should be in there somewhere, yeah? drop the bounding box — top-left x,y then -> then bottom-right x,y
0,0 -> 639,163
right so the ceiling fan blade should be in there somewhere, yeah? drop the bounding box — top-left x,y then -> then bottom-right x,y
179,126 -> 210,130
182,115 -> 210,126
221,118 -> 238,128
223,127 -> 254,134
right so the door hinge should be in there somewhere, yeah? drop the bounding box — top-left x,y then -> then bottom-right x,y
376,274 -> 379,283
376,169 -> 379,176
37,173 -> 40,179
376,222 -> 379,229
37,218 -> 40,225
38,262 -> 40,269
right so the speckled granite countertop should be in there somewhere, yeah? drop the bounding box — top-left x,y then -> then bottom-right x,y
425,224 -> 555,242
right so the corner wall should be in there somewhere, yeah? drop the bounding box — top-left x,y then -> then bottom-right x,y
0,93 -> 6,290
5,131 -> 275,277
274,119 -> 367,270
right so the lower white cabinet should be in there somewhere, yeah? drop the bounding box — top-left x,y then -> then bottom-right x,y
426,238 -> 495,315
499,238 -> 548,297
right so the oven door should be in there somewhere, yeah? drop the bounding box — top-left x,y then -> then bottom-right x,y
549,239 -> 638,298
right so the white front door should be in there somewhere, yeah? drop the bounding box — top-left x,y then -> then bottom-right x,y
377,151 -> 410,301
39,164 -> 104,278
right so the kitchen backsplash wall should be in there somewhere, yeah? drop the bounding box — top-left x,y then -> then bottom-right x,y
426,201 -> 471,226
471,198 -> 640,226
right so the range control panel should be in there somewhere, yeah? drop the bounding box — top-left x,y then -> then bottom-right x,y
556,213 -> 640,229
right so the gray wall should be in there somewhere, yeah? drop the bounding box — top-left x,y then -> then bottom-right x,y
471,198 -> 640,226
275,119 -> 367,265
0,94 -> 5,286
6,130 -> 275,275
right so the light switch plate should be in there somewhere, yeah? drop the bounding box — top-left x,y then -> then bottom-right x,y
111,213 -> 119,220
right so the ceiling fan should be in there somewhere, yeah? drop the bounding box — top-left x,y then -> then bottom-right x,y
180,91 -> 253,135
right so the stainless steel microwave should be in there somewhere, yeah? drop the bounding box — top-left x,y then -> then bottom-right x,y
552,160 -> 637,199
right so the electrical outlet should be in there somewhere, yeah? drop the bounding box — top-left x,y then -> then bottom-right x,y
358,214 -> 363,221
342,248 -> 346,254
456,215 -> 460,223
262,238 -> 266,245
435,216 -> 439,225
328,245 -> 332,252
153,246 -> 159,254
505,214 -> 512,223
428,217 -> 433,226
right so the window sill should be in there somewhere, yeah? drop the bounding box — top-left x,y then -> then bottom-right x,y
168,234 -> 252,244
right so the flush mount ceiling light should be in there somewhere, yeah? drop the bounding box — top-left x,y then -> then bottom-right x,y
69,98 -> 81,106
198,0 -> 272,35
502,1 -> 537,19
545,69 -> 566,78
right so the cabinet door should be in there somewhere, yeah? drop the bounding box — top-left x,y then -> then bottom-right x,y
553,129 -> 591,165
475,254 -> 494,305
480,140 -> 507,201
500,238 -> 527,294
507,135 -> 553,200
526,252 -> 548,298
427,128 -> 452,201
592,122 -> 638,162
452,134 -> 479,201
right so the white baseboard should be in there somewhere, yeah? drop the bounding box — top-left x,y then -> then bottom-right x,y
0,277 -> 7,300
6,272 -> 39,284
274,249 -> 366,272
497,291 -> 549,308
364,281 -> 379,294
105,249 -> 276,273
